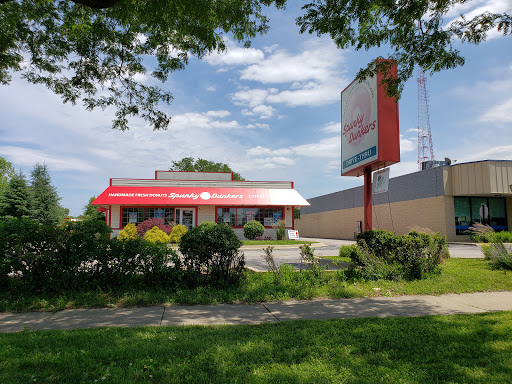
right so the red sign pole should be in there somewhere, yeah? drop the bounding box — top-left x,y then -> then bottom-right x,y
363,168 -> 372,231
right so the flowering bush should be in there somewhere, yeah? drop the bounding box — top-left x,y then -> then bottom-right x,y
118,223 -> 139,240
136,217 -> 172,237
143,226 -> 170,244
169,224 -> 187,243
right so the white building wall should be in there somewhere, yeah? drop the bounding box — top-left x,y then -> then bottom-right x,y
197,206 -> 216,224
285,206 -> 293,227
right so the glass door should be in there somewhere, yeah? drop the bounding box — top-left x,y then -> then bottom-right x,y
176,208 -> 195,230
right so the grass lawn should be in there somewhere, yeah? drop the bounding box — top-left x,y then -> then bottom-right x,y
1,258 -> 511,312
1,311 -> 511,383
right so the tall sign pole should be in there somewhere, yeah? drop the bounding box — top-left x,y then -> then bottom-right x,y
341,59 -> 400,233
363,168 -> 372,231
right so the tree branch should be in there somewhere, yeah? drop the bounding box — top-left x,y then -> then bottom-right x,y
0,0 -> 121,9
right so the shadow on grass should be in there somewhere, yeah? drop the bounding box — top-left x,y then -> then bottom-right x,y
0,311 -> 511,383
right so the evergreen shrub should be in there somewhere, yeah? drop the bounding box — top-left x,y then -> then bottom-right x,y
179,222 -> 244,286
118,223 -> 139,240
350,230 -> 449,281
243,220 -> 265,240
143,226 -> 170,244
169,224 -> 187,243
0,218 -> 184,292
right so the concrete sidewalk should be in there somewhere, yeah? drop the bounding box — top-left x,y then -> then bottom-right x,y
1,291 -> 511,333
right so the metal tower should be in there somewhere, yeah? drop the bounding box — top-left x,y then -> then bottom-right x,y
417,66 -> 435,170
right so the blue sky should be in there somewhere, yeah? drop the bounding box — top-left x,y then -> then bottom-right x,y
1,1 -> 511,216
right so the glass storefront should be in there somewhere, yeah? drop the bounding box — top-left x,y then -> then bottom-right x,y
455,197 -> 507,235
121,207 -> 195,229
216,207 -> 284,227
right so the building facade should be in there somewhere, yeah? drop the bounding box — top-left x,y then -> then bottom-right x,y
296,160 -> 512,241
92,170 -> 309,239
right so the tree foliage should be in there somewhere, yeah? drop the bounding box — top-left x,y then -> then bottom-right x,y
30,163 -> 62,225
0,0 -> 286,130
82,195 -> 105,221
0,171 -> 33,219
1,0 -> 509,126
170,157 -> 246,181
0,156 -> 15,192
296,0 -> 511,96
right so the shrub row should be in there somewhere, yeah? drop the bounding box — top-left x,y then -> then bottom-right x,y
0,218 -> 245,292
118,218 -> 188,244
346,230 -> 449,281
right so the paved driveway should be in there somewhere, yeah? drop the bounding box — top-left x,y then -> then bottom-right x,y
242,238 -> 484,272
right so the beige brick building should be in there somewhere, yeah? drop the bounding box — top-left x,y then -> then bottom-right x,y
296,160 -> 512,242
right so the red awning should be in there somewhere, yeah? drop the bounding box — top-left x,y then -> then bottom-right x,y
92,186 -> 310,207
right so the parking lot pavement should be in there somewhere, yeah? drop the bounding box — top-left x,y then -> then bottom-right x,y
242,238 -> 484,271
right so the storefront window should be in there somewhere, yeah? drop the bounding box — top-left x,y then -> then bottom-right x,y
216,207 -> 283,227
122,207 -> 175,227
455,197 -> 507,235
217,208 -> 236,226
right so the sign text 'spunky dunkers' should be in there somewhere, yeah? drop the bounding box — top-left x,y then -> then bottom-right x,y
343,113 -> 377,144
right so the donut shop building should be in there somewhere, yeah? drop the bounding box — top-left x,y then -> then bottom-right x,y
92,170 -> 310,239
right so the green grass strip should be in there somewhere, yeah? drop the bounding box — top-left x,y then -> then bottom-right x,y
1,311 -> 511,383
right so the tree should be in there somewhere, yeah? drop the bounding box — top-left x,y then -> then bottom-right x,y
170,157 -> 246,181
82,195 -> 106,221
1,1 -> 509,124
30,163 -> 62,225
0,0 -> 286,131
296,0 -> 511,97
0,156 -> 15,192
0,170 -> 33,219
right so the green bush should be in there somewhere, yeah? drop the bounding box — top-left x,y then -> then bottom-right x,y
118,223 -> 139,240
0,218 -> 184,292
143,226 -> 170,244
243,220 -> 265,240
482,242 -> 512,270
179,222 -> 244,286
338,245 -> 358,259
169,224 -> 188,243
350,230 -> 448,281
487,231 -> 512,243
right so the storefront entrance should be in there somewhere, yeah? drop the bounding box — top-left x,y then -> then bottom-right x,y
176,208 -> 195,230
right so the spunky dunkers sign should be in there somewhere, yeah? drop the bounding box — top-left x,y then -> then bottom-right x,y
92,186 -> 310,207
341,60 -> 400,177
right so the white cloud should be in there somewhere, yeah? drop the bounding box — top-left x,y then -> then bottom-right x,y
458,145 -> 512,162
206,110 -> 231,118
230,40 -> 349,108
247,146 -> 293,157
204,38 -> 264,66
232,88 -> 271,108
246,123 -> 270,130
479,98 -> 512,122
0,146 -> 98,172
322,122 -> 340,133
252,104 -> 276,119
400,135 -> 416,153
247,136 -> 341,160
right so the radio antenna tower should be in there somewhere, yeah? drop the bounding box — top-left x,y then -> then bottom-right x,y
416,21 -> 435,170
417,65 -> 435,170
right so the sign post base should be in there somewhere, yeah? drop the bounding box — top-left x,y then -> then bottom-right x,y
364,168 -> 372,231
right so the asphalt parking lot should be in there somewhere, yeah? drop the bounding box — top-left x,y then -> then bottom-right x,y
242,238 -> 484,272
